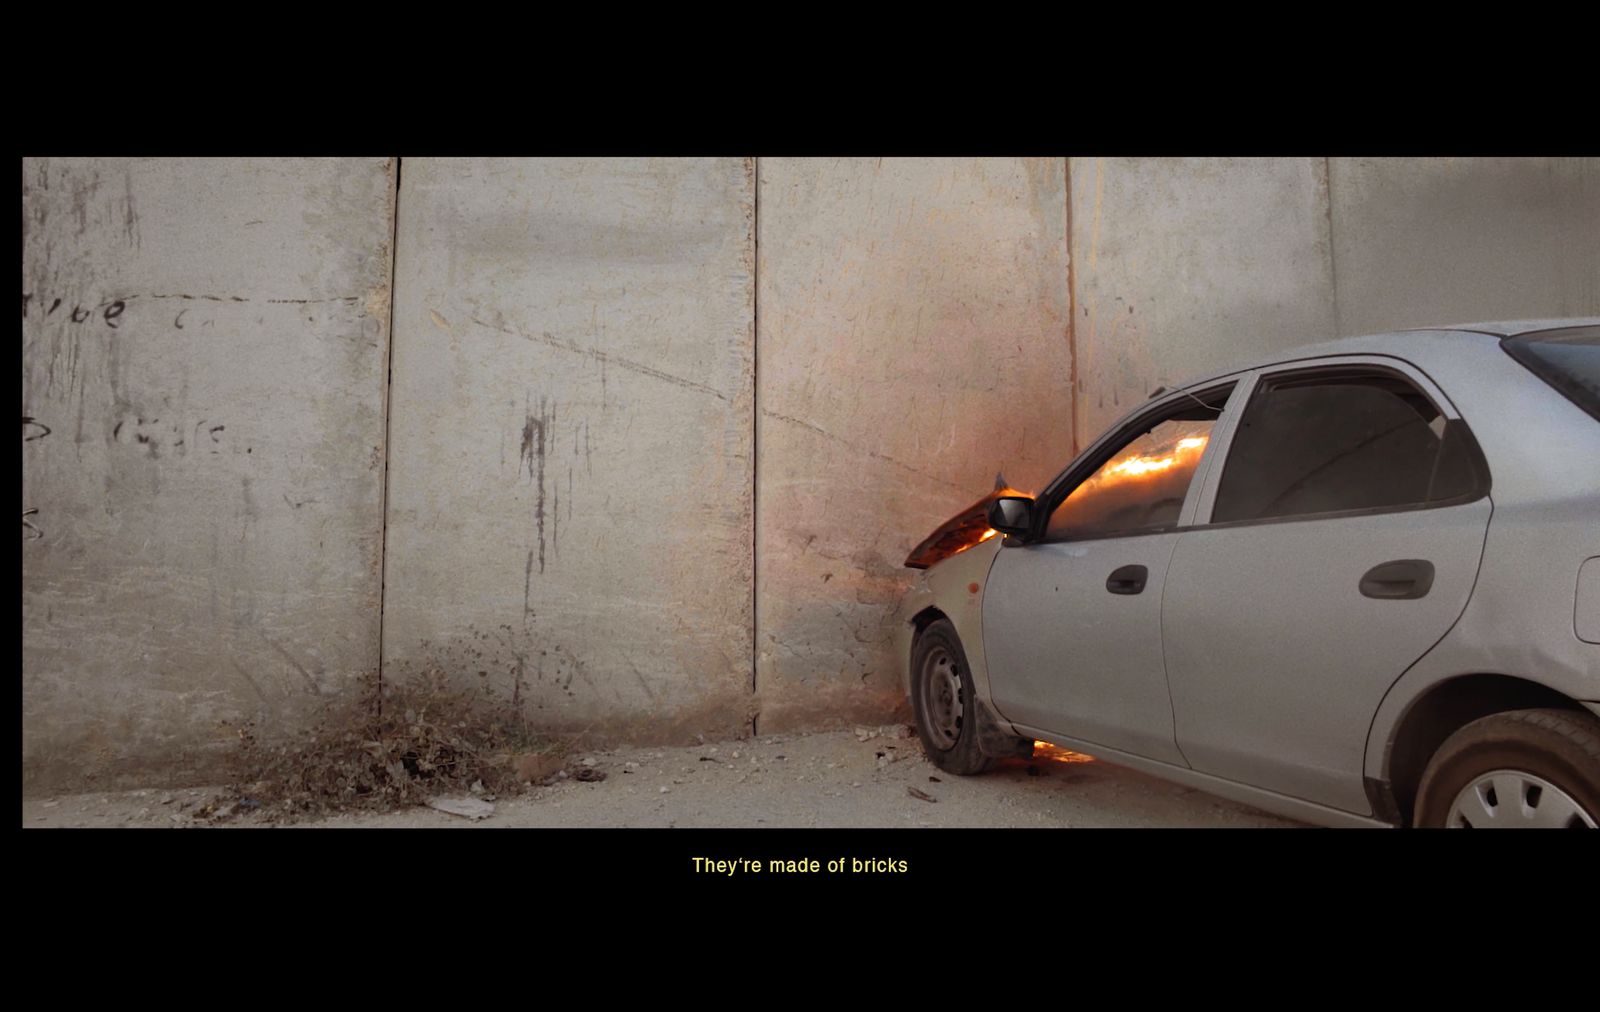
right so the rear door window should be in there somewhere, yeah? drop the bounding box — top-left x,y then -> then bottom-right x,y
1210,369 -> 1486,524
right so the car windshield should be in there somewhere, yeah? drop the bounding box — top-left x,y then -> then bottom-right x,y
1503,325 -> 1600,422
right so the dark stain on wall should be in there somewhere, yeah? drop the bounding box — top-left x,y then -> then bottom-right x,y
518,396 -> 554,575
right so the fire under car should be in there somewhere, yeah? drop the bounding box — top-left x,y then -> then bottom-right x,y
895,320 -> 1600,828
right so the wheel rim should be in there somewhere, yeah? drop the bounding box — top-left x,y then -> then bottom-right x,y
1445,770 -> 1597,829
919,646 -> 964,751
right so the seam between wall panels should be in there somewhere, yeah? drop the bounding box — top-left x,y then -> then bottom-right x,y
375,156 -> 402,715
1064,157 -> 1080,457
1322,156 -> 1342,339
750,156 -> 760,738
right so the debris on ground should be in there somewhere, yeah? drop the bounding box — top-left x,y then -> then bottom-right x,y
876,743 -> 913,770
857,724 -> 913,742
907,786 -> 937,803
426,796 -> 496,820
25,728 -> 1307,830
221,668 -> 567,822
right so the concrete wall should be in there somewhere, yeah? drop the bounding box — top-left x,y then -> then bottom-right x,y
1326,157 -> 1600,337
1069,156 -> 1600,439
22,157 -> 396,790
755,158 -> 1075,731
22,156 -> 1600,785
1067,157 -> 1338,439
380,159 -> 756,742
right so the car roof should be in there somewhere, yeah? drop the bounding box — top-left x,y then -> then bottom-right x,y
1403,318 -> 1600,338
1169,317 -> 1600,393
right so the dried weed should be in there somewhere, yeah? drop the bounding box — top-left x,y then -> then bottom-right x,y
221,669 -> 564,821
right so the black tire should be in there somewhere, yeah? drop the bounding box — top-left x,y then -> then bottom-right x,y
909,619 -> 993,776
1414,708 -> 1600,828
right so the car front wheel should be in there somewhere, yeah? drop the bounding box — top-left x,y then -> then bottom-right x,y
910,619 -> 993,776
1414,708 -> 1600,828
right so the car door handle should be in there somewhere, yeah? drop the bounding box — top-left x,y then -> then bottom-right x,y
1359,559 -> 1435,600
1106,564 -> 1148,595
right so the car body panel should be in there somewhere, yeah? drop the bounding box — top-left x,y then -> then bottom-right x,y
985,532 -> 1188,764
981,379 -> 1247,764
1160,349 -> 1495,815
1013,720 -> 1392,828
1163,498 -> 1491,814
893,535 -> 1005,703
1359,330 -> 1600,785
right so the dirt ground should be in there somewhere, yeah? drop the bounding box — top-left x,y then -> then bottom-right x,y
21,727 -> 1304,829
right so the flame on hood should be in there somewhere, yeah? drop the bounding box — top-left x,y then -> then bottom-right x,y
904,473 -> 1026,570
903,431 -> 1212,571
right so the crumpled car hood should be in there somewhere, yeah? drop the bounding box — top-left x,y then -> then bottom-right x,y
903,473 -> 1027,570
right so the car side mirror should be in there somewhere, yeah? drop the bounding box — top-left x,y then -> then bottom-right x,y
986,495 -> 1035,537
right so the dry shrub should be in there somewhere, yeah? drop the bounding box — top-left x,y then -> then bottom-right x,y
223,668 -> 563,820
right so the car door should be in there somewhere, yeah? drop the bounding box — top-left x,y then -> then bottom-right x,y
983,381 -> 1243,764
1162,357 -> 1493,815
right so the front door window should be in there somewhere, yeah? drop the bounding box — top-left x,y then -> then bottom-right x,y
1046,390 -> 1229,541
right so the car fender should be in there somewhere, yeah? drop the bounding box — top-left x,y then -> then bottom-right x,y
895,536 -> 1006,708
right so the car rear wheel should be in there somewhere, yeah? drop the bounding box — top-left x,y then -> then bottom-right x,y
1414,708 -> 1600,828
910,619 -> 992,776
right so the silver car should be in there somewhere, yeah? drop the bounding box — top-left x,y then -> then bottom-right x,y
896,320 -> 1600,828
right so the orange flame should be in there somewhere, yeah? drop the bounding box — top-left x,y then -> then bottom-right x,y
904,431 -> 1211,570
1087,434 -> 1208,486
904,484 -> 1028,569
1034,741 -> 1095,763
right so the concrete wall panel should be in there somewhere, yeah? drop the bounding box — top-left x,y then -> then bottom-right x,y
1328,157 -> 1600,336
1067,157 -> 1338,440
22,157 -> 396,789
756,158 -> 1074,731
381,159 -> 755,742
